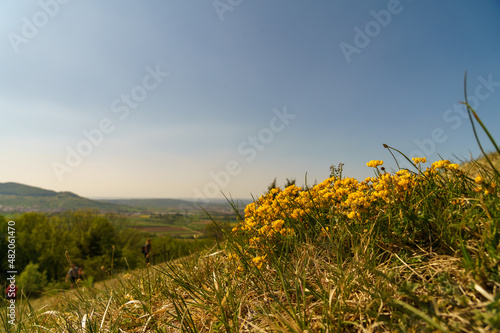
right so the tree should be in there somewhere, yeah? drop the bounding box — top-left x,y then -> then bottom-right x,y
79,217 -> 116,258
15,213 -> 48,275
267,177 -> 278,193
266,177 -> 296,194
0,216 -> 10,282
18,262 -> 47,297
284,178 -> 296,187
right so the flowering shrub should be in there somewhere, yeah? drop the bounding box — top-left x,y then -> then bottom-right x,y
229,158 -> 497,270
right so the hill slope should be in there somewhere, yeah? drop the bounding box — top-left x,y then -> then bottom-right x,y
8,150 -> 500,331
0,182 -> 129,212
0,182 -> 59,196
459,151 -> 500,176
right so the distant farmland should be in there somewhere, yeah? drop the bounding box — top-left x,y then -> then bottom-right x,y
129,224 -> 201,237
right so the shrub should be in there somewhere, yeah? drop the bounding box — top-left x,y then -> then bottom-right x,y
18,262 -> 48,297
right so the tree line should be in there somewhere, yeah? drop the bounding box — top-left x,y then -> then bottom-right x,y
0,210 -> 215,296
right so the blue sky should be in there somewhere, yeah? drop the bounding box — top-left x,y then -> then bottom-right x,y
1,0 -> 499,200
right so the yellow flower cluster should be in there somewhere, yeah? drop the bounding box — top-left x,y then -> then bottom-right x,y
430,159 -> 459,170
230,158 -> 493,269
412,157 -> 427,164
366,160 -> 384,168
474,175 -> 497,195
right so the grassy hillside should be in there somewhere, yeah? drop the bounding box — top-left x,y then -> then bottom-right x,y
459,151 -> 500,177
5,148 -> 499,332
0,182 -> 129,212
0,182 -> 58,196
3,102 -> 499,331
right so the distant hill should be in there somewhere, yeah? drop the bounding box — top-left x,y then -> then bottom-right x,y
0,182 -> 130,213
0,182 -> 59,197
0,182 -> 251,214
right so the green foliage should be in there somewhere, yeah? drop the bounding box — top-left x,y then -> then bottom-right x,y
151,235 -> 214,263
0,215 -> 9,274
266,177 -> 277,193
329,162 -> 344,179
18,262 -> 47,297
0,209 -> 216,300
79,217 -> 117,258
266,177 -> 297,193
284,178 -> 296,187
203,221 -> 231,241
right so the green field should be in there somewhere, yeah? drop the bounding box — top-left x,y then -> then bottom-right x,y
118,211 -> 238,238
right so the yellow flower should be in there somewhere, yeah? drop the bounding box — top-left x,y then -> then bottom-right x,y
475,175 -> 484,184
484,182 -> 496,195
280,228 -> 295,236
249,237 -> 260,245
431,160 -> 450,169
446,164 -> 459,170
272,219 -> 285,231
252,255 -> 266,269
412,157 -> 427,164
347,211 -> 357,219
366,160 -> 384,168
258,225 -> 271,235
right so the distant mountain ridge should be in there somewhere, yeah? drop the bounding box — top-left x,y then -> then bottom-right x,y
0,182 -> 127,212
0,182 -> 250,214
0,182 -> 59,196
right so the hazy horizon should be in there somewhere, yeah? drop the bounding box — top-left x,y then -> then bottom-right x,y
1,1 -> 499,200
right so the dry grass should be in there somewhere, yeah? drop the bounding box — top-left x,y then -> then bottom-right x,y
459,152 -> 500,178
3,151 -> 499,332
4,233 -> 499,332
